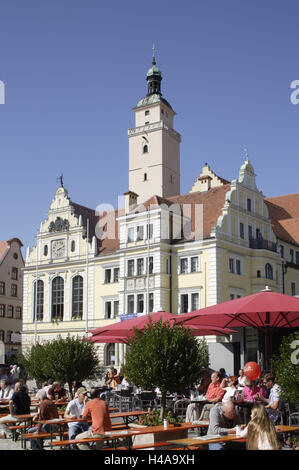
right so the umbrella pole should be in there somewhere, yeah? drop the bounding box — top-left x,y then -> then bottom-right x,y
264,328 -> 272,371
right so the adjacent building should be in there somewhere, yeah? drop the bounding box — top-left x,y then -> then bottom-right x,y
0,238 -> 24,361
22,54 -> 299,373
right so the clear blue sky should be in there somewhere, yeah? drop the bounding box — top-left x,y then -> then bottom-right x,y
0,0 -> 298,252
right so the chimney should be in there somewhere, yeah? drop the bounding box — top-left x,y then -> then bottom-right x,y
124,191 -> 139,214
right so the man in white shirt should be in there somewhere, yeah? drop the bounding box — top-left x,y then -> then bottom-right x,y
64,387 -> 89,449
256,373 -> 281,423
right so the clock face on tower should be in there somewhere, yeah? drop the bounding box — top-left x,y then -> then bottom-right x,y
52,239 -> 66,258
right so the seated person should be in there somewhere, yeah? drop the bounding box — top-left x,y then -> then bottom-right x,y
199,371 -> 225,421
255,373 -> 281,424
0,379 -> 14,400
207,401 -> 244,450
0,383 -> 31,438
237,369 -> 246,390
104,368 -> 121,390
239,404 -> 281,450
242,378 -> 265,402
47,381 -> 67,401
64,387 -> 89,449
221,376 -> 238,402
27,395 -> 60,450
185,370 -> 211,423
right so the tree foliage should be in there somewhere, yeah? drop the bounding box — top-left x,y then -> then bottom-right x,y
18,335 -> 101,396
272,331 -> 299,403
124,320 -> 209,417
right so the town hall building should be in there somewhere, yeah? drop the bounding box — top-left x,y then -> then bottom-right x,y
22,53 -> 299,373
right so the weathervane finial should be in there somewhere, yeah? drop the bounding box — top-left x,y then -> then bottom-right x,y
152,44 -> 156,65
56,173 -> 64,188
244,148 -> 249,160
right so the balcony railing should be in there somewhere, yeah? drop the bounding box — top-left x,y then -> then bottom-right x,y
249,238 -> 277,253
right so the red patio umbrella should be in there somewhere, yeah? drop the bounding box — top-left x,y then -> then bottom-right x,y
88,311 -> 236,342
178,287 -> 299,369
179,288 -> 299,330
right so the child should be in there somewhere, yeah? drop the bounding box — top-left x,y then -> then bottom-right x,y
240,404 -> 281,450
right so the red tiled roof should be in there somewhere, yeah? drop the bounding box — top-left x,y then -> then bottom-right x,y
265,193 -> 299,246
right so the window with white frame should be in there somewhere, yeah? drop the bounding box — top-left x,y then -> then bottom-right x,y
180,258 -> 188,274
127,295 -> 134,314
137,294 -> 144,313
291,282 -> 296,296
127,227 -> 134,243
191,293 -> 199,311
114,300 -> 119,317
113,268 -> 120,283
104,269 -> 112,284
191,256 -> 199,273
127,259 -> 135,277
137,258 -> 144,276
180,294 -> 189,313
136,226 -> 144,241
105,301 -> 112,319
229,257 -> 242,275
149,292 -> 154,312
265,263 -> 273,280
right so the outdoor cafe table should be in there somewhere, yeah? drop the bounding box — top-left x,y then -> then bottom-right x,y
166,425 -> 299,450
50,421 -> 210,450
109,410 -> 149,428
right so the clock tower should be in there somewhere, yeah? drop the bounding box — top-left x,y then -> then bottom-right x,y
128,50 -> 181,203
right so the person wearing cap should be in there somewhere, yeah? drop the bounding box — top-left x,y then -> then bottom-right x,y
64,387 -> 89,448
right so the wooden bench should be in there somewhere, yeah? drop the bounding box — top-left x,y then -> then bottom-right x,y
50,438 -> 185,450
23,431 -> 69,449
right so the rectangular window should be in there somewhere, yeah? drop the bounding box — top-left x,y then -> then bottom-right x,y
280,245 -> 285,258
248,225 -> 253,240
240,223 -> 244,239
181,294 -> 189,313
229,258 -> 234,273
291,282 -> 296,296
114,301 -> 119,317
191,257 -> 199,273
0,282 -> 5,295
180,258 -> 188,274
15,307 -> 22,319
166,257 -> 171,275
11,267 -> 18,280
290,249 -> 294,263
7,305 -> 13,318
127,227 -> 134,243
230,294 -> 235,300
146,223 -> 154,239
236,259 -> 241,275
148,293 -> 154,313
113,268 -> 120,283
137,258 -> 144,276
145,110 -> 150,116
11,284 -> 17,297
127,260 -> 135,277
296,251 -> 299,265
104,269 -> 111,284
127,295 -> 134,314
247,198 -> 252,212
0,330 -> 4,342
137,294 -> 144,313
105,301 -> 112,319
191,293 -> 199,311
7,331 -> 13,343
136,226 -> 144,241
0,304 -> 4,317
148,256 -> 153,275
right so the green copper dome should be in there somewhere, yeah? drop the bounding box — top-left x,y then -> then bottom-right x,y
136,93 -> 173,110
146,64 -> 162,77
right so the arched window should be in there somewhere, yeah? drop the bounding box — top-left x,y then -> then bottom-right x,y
71,240 -> 75,252
72,275 -> 83,320
106,343 -> 115,366
34,279 -> 44,321
143,144 -> 148,153
52,276 -> 64,320
265,263 -> 273,280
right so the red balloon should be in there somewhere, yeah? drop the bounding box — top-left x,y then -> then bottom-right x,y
244,362 -> 261,381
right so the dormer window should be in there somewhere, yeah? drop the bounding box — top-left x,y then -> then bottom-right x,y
145,110 -> 150,116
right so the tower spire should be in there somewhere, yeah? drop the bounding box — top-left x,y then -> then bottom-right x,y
152,44 -> 156,65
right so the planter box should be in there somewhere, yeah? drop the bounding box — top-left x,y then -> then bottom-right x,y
129,423 -> 188,450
